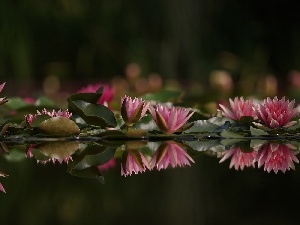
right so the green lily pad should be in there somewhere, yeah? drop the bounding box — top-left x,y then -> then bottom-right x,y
36,116 -> 80,135
68,100 -> 117,128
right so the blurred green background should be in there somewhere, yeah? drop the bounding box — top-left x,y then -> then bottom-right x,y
1,0 -> 300,98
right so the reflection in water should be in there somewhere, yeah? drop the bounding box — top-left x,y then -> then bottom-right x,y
121,150 -> 150,177
120,141 -> 194,176
219,147 -> 257,170
150,141 -> 195,171
219,142 -> 299,174
98,158 -> 116,171
1,139 -> 300,193
256,142 -> 299,173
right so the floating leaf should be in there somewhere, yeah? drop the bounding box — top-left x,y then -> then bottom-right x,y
68,87 -> 104,104
36,117 -> 80,135
185,120 -> 219,133
30,114 -> 51,127
68,100 -> 117,128
35,96 -> 55,107
221,130 -> 244,139
4,97 -> 29,110
132,114 -> 158,131
250,126 -> 269,136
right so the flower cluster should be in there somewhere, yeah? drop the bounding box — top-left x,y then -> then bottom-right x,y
219,96 -> 298,128
25,109 -> 72,125
121,141 -> 194,176
219,142 -> 299,174
120,96 -> 194,134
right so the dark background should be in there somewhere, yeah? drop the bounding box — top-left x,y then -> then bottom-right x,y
0,152 -> 299,225
1,0 -> 300,97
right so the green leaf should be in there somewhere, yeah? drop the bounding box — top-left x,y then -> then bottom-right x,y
185,120 -> 219,133
250,126 -> 269,136
132,114 -> 158,131
67,87 -> 104,104
30,114 -> 51,127
35,96 -> 55,107
4,97 -> 29,110
188,111 -> 209,122
140,89 -> 182,102
68,100 -> 117,128
36,117 -> 80,135
221,130 -> 244,138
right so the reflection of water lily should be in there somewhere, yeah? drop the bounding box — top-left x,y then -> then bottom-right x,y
149,104 -> 194,134
0,171 -> 8,193
121,150 -> 150,177
25,109 -> 72,125
219,147 -> 257,170
0,82 -> 8,105
256,142 -> 299,174
151,141 -> 194,171
121,96 -> 149,126
219,97 -> 255,120
98,158 -> 116,171
255,96 -> 297,128
77,83 -> 114,105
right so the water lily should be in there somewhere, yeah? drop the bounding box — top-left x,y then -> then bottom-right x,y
255,96 -> 297,128
25,109 -> 72,125
219,147 -> 257,170
219,97 -> 255,120
121,150 -> 150,177
121,96 -> 149,127
150,141 -> 194,171
256,142 -> 299,174
77,83 -> 114,105
149,104 -> 194,134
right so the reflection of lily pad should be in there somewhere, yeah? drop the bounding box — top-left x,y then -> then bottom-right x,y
69,167 -> 104,183
35,142 -> 80,159
70,144 -> 116,170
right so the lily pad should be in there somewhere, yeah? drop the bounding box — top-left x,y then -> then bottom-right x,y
68,100 -> 117,128
36,117 -> 80,135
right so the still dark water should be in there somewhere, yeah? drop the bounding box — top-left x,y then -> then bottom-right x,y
0,140 -> 300,225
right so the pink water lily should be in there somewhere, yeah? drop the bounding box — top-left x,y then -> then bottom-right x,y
77,83 -> 114,105
25,109 -> 72,125
255,96 -> 297,128
256,142 -> 299,174
121,150 -> 150,177
219,97 -> 255,120
121,96 -> 149,126
150,141 -> 194,171
149,104 -> 194,134
219,147 -> 257,170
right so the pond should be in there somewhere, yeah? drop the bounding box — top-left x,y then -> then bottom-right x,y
1,138 -> 300,225
1,83 -> 300,224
